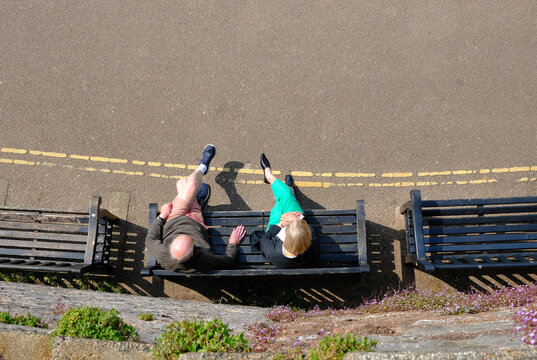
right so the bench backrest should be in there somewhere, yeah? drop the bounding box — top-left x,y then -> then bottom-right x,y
411,190 -> 537,259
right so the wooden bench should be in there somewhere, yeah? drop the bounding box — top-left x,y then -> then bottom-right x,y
400,189 -> 537,271
0,196 -> 117,274
141,200 -> 369,276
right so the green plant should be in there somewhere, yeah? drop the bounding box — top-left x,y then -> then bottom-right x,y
274,348 -> 305,360
309,333 -> 377,360
152,318 -> 250,359
139,312 -> 155,321
50,307 -> 138,341
0,311 -> 48,328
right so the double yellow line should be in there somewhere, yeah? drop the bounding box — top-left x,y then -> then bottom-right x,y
2,146 -> 535,188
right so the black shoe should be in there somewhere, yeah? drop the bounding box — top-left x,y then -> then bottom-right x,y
196,183 -> 211,209
285,174 -> 294,188
260,153 -> 271,184
199,144 -> 216,174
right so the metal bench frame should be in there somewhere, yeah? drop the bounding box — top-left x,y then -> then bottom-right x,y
401,189 -> 537,271
142,200 -> 369,277
0,196 -> 117,274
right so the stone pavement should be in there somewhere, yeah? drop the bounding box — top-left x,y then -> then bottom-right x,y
1,282 -> 537,359
0,281 -> 267,344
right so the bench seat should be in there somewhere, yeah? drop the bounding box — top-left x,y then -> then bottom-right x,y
142,201 -> 369,277
400,190 -> 537,271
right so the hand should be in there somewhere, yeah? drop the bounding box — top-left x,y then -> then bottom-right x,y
229,225 -> 246,245
279,212 -> 303,227
159,203 -> 173,220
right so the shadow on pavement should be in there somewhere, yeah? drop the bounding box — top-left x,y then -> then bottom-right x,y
422,268 -> 537,294
159,220 -> 404,308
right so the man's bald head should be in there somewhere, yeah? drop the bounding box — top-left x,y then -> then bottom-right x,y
170,235 -> 194,262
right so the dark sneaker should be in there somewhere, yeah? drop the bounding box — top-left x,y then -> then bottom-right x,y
196,183 -> 211,209
260,153 -> 271,184
285,174 -> 294,188
199,144 -> 216,174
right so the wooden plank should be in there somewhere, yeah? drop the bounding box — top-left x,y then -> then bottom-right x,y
423,214 -> 537,226
318,253 -> 358,262
427,242 -> 537,252
427,233 -> 537,244
305,215 -> 357,225
0,221 -> 90,234
204,217 -> 265,226
0,213 -> 90,224
310,224 -> 357,234
0,230 -> 88,243
212,242 -> 358,254
150,266 -> 366,277
207,227 -> 266,236
0,206 -> 88,215
422,196 -> 537,207
0,248 -> 86,260
0,239 -> 87,251
422,205 -> 537,217
425,223 -> 537,236
304,209 -> 356,216
204,210 -> 265,217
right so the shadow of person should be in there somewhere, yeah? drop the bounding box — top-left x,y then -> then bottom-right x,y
211,161 -> 250,211
293,186 -> 325,210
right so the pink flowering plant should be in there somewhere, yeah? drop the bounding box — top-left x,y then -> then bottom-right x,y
514,305 -> 537,346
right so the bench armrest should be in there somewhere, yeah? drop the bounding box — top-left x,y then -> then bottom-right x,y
409,190 -> 430,267
144,203 -> 159,272
356,200 -> 370,272
84,196 -> 102,265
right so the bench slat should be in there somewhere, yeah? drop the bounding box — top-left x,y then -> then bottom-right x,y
0,214 -> 91,224
0,221 -> 92,234
426,233 -> 537,244
0,239 -> 88,251
422,196 -> 537,207
150,266 -> 366,277
204,217 -> 265,226
427,242 -> 537,252
425,223 -> 537,236
306,215 -> 357,225
422,204 -> 537,217
0,248 -> 86,260
423,214 -> 537,226
0,230 -> 89,243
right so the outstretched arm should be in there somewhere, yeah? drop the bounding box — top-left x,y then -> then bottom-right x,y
197,226 -> 246,270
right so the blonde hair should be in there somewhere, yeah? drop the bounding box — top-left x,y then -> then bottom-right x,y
284,219 -> 312,255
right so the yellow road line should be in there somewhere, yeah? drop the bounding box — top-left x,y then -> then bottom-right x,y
1,147 -> 27,154
335,172 -> 376,178
382,172 -> 413,178
290,171 -> 314,177
3,146 -> 537,185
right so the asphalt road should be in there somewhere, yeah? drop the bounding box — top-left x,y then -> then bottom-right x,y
1,1 -> 537,302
